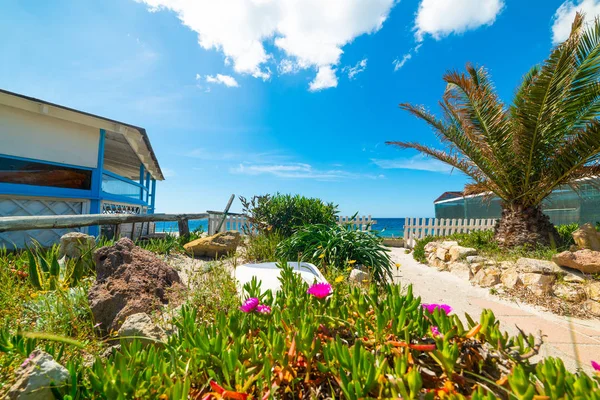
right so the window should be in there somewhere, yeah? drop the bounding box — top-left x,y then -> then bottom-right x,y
0,156 -> 92,190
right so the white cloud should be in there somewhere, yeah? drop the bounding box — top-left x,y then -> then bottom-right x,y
136,0 -> 397,90
343,58 -> 368,79
552,0 -> 600,44
231,162 -> 382,180
278,59 -> 301,75
205,74 -> 239,87
393,53 -> 412,71
371,155 -> 454,173
309,66 -> 338,91
414,0 -> 504,41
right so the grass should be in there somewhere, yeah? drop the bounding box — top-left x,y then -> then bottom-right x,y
243,232 -> 283,262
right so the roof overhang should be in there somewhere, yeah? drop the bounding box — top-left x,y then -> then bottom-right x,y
0,89 -> 164,181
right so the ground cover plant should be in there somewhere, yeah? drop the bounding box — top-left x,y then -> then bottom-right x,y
388,13 -> 600,248
240,193 -> 338,237
2,262 -> 600,398
276,223 -> 393,283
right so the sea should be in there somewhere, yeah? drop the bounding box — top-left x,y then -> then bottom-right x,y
155,217 -> 406,238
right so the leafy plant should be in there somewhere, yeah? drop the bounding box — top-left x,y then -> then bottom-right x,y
412,236 -> 438,263
388,13 -> 600,248
244,232 -> 284,262
276,224 -> 392,283
556,222 -> 579,247
26,245 -> 93,290
239,193 -> 338,237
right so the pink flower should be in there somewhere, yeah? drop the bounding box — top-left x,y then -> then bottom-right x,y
20,353 -> 35,368
422,303 -> 452,315
240,297 -> 259,313
592,361 -> 600,372
431,326 -> 441,337
256,304 -> 271,314
307,283 -> 333,299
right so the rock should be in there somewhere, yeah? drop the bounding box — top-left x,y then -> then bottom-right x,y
499,261 -> 516,270
349,268 -> 369,284
118,313 -> 167,345
424,242 -> 438,253
560,267 -> 586,283
553,284 -> 585,302
572,223 -> 600,250
521,273 -> 556,296
435,247 -> 450,262
470,262 -> 484,274
7,350 -> 69,400
552,250 -> 600,274
583,300 -> 600,317
448,246 -> 477,262
430,257 -> 448,271
88,238 -> 184,333
466,255 -> 486,264
501,267 -> 522,289
58,232 -> 95,259
585,282 -> 600,301
448,262 -> 472,280
472,268 -> 501,287
439,241 -> 459,250
516,258 -> 562,275
183,231 -> 241,258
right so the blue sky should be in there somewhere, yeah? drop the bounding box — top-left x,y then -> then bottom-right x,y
1,0 -> 596,217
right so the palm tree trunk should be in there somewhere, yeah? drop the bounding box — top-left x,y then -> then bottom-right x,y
494,204 -> 558,248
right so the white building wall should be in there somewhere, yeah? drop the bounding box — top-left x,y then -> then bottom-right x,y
0,104 -> 99,168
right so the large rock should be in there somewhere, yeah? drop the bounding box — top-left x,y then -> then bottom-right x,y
500,267 -> 522,289
515,258 -> 562,275
88,238 -> 183,333
448,246 -> 477,262
118,313 -> 167,345
552,249 -> 600,274
424,242 -> 438,253
472,268 -> 501,287
521,273 -> 555,296
183,231 -> 241,258
349,268 -> 369,284
435,247 -> 450,262
439,241 -> 459,250
58,232 -> 95,259
448,262 -> 472,280
553,284 -> 585,302
572,223 -> 600,250
583,300 -> 600,317
7,350 -> 69,400
585,282 -> 600,301
466,255 -> 487,264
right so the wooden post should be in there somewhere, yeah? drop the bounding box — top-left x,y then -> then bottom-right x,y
216,194 -> 235,234
178,217 -> 190,238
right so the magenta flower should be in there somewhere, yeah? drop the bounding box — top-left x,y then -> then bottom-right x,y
256,304 -> 271,314
422,303 -> 452,315
307,283 -> 333,299
592,361 -> 600,372
431,326 -> 441,337
240,297 -> 259,313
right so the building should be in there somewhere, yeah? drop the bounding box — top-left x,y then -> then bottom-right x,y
0,89 -> 164,249
434,181 -> 600,226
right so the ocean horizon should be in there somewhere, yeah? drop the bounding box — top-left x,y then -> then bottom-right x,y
155,217 -> 409,238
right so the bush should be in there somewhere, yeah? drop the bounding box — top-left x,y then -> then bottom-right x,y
276,224 -> 392,283
240,193 -> 338,237
5,263 -> 598,399
556,222 -> 579,247
244,232 -> 284,262
412,236 -> 438,263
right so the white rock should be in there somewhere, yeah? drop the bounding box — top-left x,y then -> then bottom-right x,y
448,262 -> 472,280
585,282 -> 600,301
553,284 -> 585,302
8,350 -> 69,400
118,313 -> 167,344
516,258 -> 562,275
349,269 -> 369,284
521,273 -> 556,296
58,232 -> 95,259
583,300 -> 600,317
500,267 -> 522,289
439,241 -> 459,250
472,268 -> 501,287
424,241 -> 438,253
466,256 -> 487,264
448,246 -> 477,262
435,247 -> 450,262
561,268 -> 586,283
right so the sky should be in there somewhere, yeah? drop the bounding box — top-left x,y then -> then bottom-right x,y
1,0 -> 598,217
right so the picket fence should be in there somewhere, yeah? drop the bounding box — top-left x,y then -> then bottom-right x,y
208,212 -> 251,235
403,217 -> 497,248
337,215 -> 377,231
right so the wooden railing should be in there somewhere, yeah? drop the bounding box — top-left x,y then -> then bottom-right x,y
403,217 -> 496,248
207,211 -> 251,235
337,215 -> 377,231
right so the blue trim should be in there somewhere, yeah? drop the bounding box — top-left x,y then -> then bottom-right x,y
89,129 -> 105,237
0,182 -> 93,199
0,153 -> 94,171
102,169 -> 146,189
100,192 -> 150,206
150,179 -> 156,213
145,171 -> 150,202
139,164 -> 145,200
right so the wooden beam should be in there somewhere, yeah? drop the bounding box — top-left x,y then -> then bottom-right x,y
0,213 -> 208,232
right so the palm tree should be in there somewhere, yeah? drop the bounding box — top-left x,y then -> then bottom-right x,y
388,13 -> 600,248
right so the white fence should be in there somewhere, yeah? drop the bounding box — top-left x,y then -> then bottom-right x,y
208,212 -> 251,235
337,215 -> 377,231
403,217 -> 497,248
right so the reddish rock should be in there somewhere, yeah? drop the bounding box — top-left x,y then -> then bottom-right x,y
552,249 -> 600,274
88,238 -> 183,333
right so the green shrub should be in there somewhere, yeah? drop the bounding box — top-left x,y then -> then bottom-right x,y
244,232 -> 284,262
556,223 -> 579,247
412,236 -> 438,263
240,193 -> 338,237
276,224 -> 392,283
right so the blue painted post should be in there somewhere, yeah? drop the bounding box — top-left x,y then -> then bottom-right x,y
89,129 -> 105,237
145,171 -> 150,203
139,163 -> 145,201
150,179 -> 156,214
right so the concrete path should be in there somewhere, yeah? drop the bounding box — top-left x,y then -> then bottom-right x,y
389,248 -> 600,374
